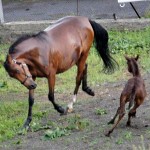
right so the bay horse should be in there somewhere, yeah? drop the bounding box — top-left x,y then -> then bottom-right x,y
4,16 -> 117,128
106,55 -> 146,136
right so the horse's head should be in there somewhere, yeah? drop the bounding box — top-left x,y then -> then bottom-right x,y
4,54 -> 37,90
125,55 -> 139,74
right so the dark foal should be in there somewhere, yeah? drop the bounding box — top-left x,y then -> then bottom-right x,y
106,55 -> 146,136
3,16 -> 117,128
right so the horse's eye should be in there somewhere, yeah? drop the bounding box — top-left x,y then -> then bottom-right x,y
16,69 -> 20,74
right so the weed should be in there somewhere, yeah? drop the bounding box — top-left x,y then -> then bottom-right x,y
116,137 -> 124,144
66,114 -> 90,131
95,108 -> 107,115
42,127 -> 69,140
124,131 -> 132,140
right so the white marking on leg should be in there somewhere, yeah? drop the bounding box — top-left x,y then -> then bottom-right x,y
67,94 -> 77,111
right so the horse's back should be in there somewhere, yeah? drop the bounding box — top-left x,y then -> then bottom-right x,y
44,16 -> 92,32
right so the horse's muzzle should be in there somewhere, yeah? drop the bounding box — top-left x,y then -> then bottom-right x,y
28,83 -> 37,90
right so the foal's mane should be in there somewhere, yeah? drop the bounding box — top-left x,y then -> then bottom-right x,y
9,31 -> 46,54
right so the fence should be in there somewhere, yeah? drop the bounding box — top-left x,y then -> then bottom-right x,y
0,0 -> 150,23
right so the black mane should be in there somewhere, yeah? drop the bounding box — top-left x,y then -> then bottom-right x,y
9,31 -> 46,54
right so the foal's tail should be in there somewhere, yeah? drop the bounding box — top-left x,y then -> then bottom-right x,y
89,20 -> 118,73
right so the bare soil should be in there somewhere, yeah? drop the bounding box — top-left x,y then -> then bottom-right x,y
1,73 -> 150,150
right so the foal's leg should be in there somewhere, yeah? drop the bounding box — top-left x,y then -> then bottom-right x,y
48,72 -> 65,114
106,97 -> 126,136
108,107 -> 120,124
126,99 -> 142,127
23,89 -> 35,128
82,64 -> 95,96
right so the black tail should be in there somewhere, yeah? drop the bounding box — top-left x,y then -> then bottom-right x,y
89,20 -> 118,73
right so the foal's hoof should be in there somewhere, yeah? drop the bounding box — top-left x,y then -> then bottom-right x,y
126,122 -> 131,127
108,120 -> 114,125
105,132 -> 111,137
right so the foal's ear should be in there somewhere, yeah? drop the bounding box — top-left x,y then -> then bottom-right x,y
135,55 -> 139,61
124,55 -> 130,61
7,54 -> 12,64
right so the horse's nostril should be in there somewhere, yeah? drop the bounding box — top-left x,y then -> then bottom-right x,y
30,84 -> 37,89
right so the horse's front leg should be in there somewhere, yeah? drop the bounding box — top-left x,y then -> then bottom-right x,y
23,89 -> 34,129
48,72 -> 65,114
82,64 -> 94,96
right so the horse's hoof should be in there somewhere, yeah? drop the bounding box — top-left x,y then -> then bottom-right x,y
82,87 -> 95,96
60,107 -> 68,116
67,107 -> 73,113
57,106 -> 65,114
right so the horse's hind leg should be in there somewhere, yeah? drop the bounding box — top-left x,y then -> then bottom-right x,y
82,63 -> 95,96
48,72 -> 65,114
67,53 -> 88,113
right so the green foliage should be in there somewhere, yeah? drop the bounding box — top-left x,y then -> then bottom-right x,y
42,114 -> 90,140
109,28 -> 150,54
116,137 -> 124,144
95,108 -> 107,115
0,81 -> 8,88
124,131 -> 132,140
65,114 -> 90,131
43,127 -> 69,140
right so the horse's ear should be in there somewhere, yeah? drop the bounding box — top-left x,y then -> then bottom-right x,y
7,54 -> 12,64
135,55 -> 139,61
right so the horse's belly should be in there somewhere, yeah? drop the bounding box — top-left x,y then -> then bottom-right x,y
56,60 -> 76,74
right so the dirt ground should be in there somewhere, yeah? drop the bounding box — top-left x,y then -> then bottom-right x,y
1,72 -> 150,150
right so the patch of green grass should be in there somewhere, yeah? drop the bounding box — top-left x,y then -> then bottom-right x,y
0,100 -> 50,142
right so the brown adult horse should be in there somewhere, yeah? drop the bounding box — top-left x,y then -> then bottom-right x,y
106,55 -> 146,136
4,16 -> 117,128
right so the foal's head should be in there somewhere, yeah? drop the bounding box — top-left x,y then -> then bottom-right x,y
125,55 -> 140,76
4,55 -> 37,90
